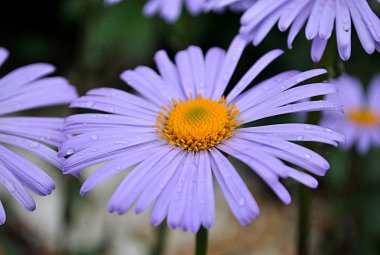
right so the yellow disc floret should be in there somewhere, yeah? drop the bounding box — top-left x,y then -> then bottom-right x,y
348,108 -> 379,127
157,95 -> 240,151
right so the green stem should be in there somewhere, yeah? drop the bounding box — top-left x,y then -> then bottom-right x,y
331,150 -> 360,255
149,223 -> 168,255
298,185 -> 311,255
195,227 -> 208,255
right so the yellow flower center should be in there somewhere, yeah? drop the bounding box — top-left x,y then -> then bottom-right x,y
348,108 -> 379,127
157,95 -> 240,151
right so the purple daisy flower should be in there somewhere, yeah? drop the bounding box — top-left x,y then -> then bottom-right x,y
206,0 -> 380,62
61,36 -> 344,233
105,0 -> 255,23
321,74 -> 380,154
0,48 -> 78,225
105,0 -> 206,23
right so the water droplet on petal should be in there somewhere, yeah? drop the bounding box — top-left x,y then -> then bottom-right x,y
304,125 -> 312,130
325,128 -> 332,132
297,135 -> 304,141
90,135 -> 98,141
238,198 -> 246,206
4,180 -> 15,193
66,148 -> 75,155
305,154 -> 311,159
86,101 -> 95,107
29,141 -> 40,148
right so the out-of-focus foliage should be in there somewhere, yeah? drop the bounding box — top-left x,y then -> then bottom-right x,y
0,0 -> 380,255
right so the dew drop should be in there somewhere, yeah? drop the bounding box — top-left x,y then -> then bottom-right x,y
297,135 -> 304,141
324,128 -> 332,132
29,141 -> 40,148
115,166 -> 121,170
304,125 -> 312,130
90,135 -> 98,141
238,198 -> 246,206
66,148 -> 75,155
86,101 -> 95,107
305,154 -> 311,159
4,180 -> 15,193
116,141 -> 128,145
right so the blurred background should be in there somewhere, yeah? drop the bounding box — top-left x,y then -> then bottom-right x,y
0,0 -> 380,254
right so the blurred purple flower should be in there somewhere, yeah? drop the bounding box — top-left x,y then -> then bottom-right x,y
207,0 -> 380,62
105,0 -> 206,23
0,48 -> 78,225
105,0 -> 122,4
61,36 -> 343,233
105,0 -> 255,22
321,74 -> 380,154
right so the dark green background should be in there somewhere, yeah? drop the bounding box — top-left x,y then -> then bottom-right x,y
0,0 -> 380,254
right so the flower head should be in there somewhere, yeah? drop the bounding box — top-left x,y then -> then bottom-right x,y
207,0 -> 380,62
321,74 -> 380,154
105,0 -> 206,23
0,48 -> 78,225
105,0 -> 255,23
61,36 -> 343,232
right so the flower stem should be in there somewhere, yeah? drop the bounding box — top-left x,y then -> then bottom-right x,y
331,149 -> 360,254
195,227 -> 208,255
298,185 -> 311,255
149,223 -> 168,255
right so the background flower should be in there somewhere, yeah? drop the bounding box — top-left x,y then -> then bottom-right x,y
61,36 -> 343,233
0,48 -> 78,224
105,0 -> 206,23
1,1 -> 380,254
207,0 -> 380,62
106,0 -> 256,23
321,74 -> 380,154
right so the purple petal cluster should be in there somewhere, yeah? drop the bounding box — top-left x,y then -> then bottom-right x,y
0,48 -> 78,224
105,0 -> 256,22
105,0 -> 206,23
207,0 -> 380,62
321,74 -> 380,154
61,36 -> 344,233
